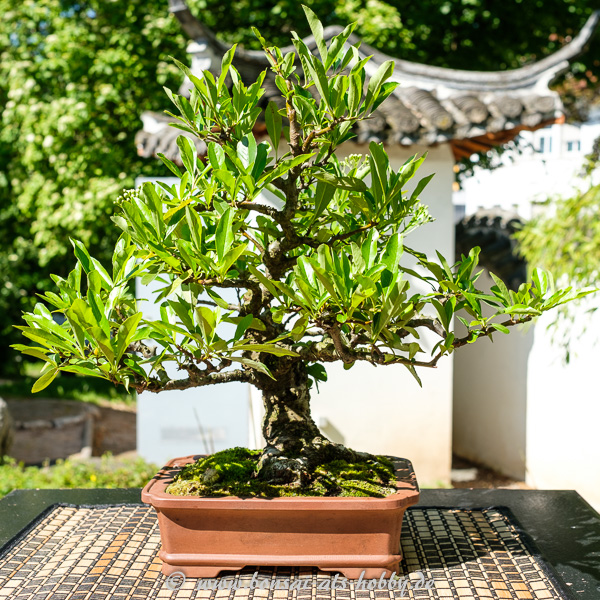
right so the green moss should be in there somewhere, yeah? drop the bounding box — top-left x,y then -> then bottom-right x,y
166,447 -> 399,498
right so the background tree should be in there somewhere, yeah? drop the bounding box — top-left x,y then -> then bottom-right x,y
0,0 -> 187,374
2,0 -> 596,375
516,141 -> 600,361
15,13 -> 587,491
183,0 -> 600,118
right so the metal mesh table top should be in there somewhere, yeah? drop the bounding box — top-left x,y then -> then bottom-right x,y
0,504 -> 570,599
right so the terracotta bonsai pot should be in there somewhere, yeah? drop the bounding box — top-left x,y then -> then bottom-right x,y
142,454 -> 420,579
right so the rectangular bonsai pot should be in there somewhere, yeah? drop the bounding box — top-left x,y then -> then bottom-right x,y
141,454 -> 420,579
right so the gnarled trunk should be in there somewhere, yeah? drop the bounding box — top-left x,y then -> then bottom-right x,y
255,361 -> 371,487
261,362 -> 321,455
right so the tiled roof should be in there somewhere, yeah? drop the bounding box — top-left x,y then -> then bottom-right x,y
136,2 -> 599,164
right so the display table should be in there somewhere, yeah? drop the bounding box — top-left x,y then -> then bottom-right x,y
0,489 -> 598,599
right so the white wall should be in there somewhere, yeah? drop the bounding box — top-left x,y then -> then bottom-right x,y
454,121 -> 600,221
452,127 -> 600,510
454,297 -> 600,510
453,270 -> 533,480
526,309 -> 600,511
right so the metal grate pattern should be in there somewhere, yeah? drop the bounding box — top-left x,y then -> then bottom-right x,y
0,505 -> 569,599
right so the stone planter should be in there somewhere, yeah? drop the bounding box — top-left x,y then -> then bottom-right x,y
6,399 -> 99,464
142,454 -> 420,579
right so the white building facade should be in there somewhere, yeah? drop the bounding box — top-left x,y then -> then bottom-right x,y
453,115 -> 600,510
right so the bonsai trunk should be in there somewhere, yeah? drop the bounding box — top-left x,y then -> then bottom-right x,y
256,361 -> 371,486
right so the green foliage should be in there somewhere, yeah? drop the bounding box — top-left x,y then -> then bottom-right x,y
0,454 -> 158,499
166,447 -> 398,497
0,370 -> 134,406
0,0 -> 187,374
14,11 -> 589,397
516,146 -> 600,358
2,1 -> 596,377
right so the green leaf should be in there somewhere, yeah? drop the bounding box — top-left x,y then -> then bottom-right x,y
313,171 -> 367,192
371,81 -> 400,111
91,326 -> 115,364
234,314 -> 254,341
302,5 -> 327,62
362,229 -> 379,269
231,343 -> 299,357
364,60 -> 395,110
157,153 -> 183,178
11,345 -> 54,363
116,313 -> 143,364
229,356 -> 274,378
213,168 -> 237,194
61,365 -> 110,380
208,142 -> 225,170
381,232 -> 403,274
265,101 -> 282,154
32,368 -> 59,393
18,326 -> 76,354
248,267 -> 279,300
409,173 -> 435,203
237,135 -> 257,170
431,299 -> 449,331
218,44 -> 237,91
325,22 -> 357,70
195,305 -> 219,341
177,135 -> 197,176
71,239 -> 92,273
185,206 -> 203,251
404,364 -> 422,387
259,153 -> 315,186
206,289 -> 232,309
219,243 -> 248,276
292,36 -> 329,105
309,180 -> 336,227
215,207 -> 235,260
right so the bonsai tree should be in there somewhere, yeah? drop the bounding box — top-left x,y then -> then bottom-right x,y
13,9 -> 588,494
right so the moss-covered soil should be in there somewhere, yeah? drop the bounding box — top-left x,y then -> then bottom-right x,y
165,447 -> 399,498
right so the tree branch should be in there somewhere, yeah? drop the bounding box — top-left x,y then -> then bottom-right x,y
195,298 -> 240,311
184,275 -> 261,294
297,315 -> 534,371
141,368 -> 253,393
404,318 -> 446,338
237,201 -> 280,218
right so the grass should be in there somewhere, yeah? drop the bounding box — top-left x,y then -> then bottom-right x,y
0,363 -> 134,406
0,454 -> 157,499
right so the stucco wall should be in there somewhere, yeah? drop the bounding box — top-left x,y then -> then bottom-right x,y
526,310 -> 600,511
453,275 -> 600,510
453,270 -> 533,480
